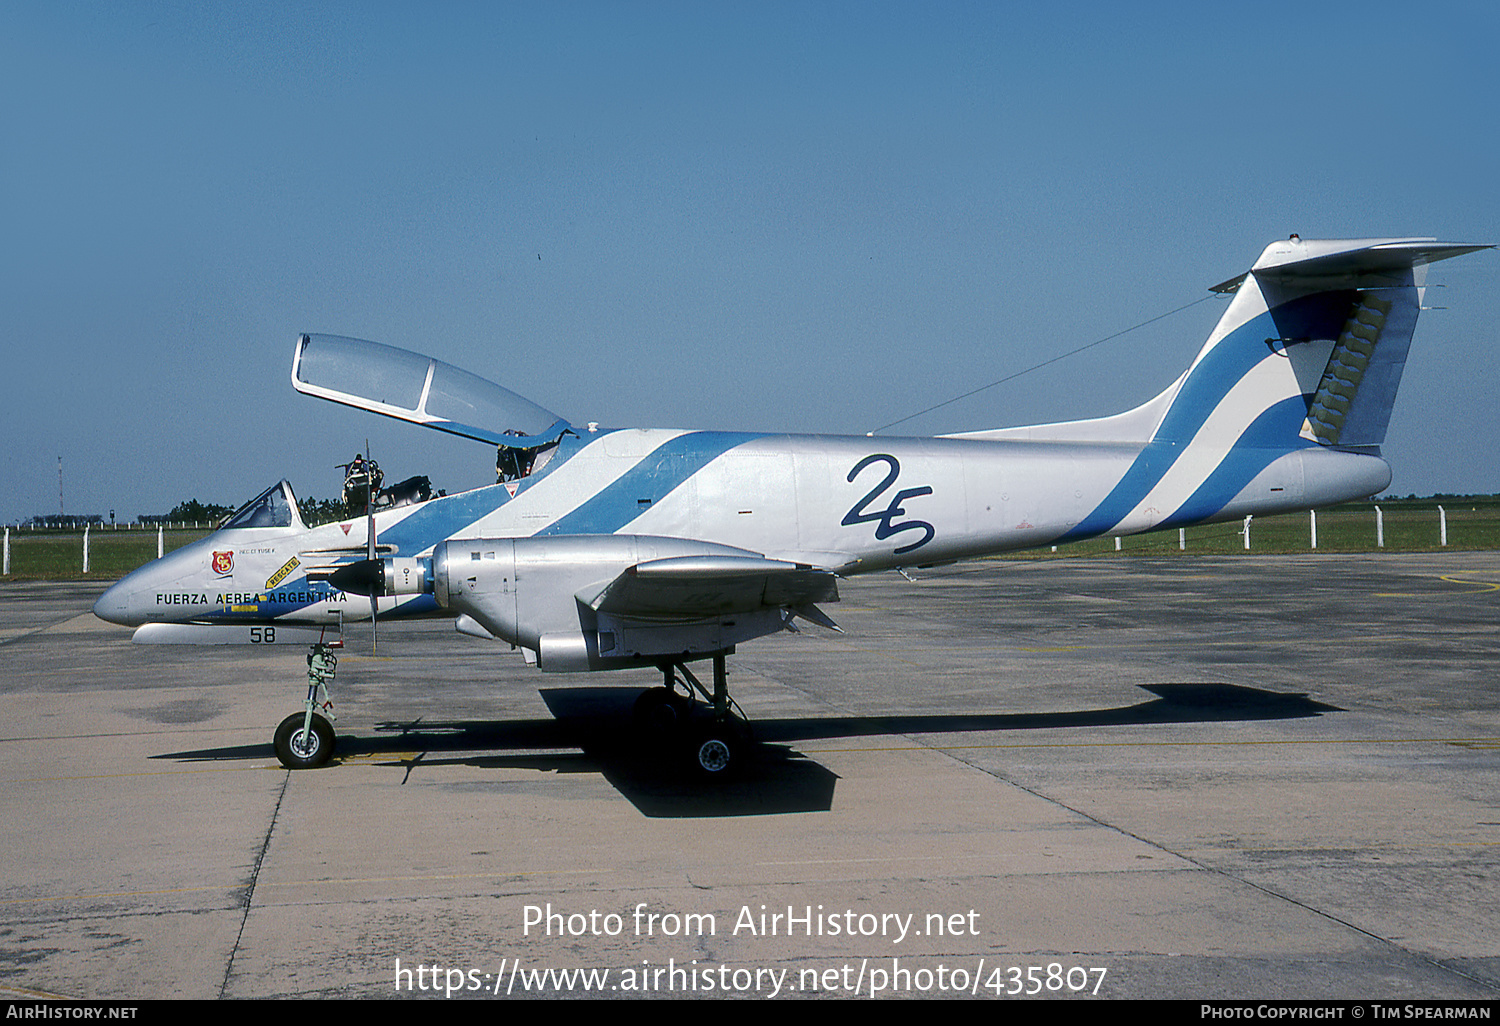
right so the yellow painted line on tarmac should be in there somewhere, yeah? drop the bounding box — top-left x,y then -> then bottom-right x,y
335,751 -> 423,764
821,638 -> 1096,659
0,726 -> 261,744
2,748 -> 589,783
0,983 -> 78,1000
2,763 -> 283,784
0,883 -> 237,906
1438,575 -> 1500,594
0,867 -> 605,908
757,853 -> 1003,869
818,638 -> 924,667
1174,839 -> 1500,857
803,736 -> 1500,754
1376,574 -> 1500,598
256,867 -> 603,890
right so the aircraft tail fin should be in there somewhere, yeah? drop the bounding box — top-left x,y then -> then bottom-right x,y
1051,237 -> 1488,541
1149,237 -> 1487,454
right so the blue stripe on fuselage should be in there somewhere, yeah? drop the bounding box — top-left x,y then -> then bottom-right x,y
1158,395 -> 1317,528
378,481 -> 516,551
536,431 -> 762,536
375,431 -> 593,552
1058,291 -> 1347,542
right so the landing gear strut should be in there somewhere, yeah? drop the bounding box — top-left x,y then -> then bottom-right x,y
634,653 -> 751,779
274,642 -> 339,769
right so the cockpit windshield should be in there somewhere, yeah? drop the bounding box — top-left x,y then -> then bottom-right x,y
292,335 -> 571,449
221,481 -> 304,530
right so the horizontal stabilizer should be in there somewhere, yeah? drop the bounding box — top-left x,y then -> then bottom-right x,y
1251,238 -> 1491,284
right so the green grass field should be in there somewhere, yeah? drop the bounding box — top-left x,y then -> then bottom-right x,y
1,528 -> 212,580
3,498 -> 1498,580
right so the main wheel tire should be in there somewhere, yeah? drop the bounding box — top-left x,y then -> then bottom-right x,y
688,724 -> 745,780
633,686 -> 690,736
274,712 -> 335,769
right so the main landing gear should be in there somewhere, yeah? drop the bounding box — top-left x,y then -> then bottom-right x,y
633,653 -> 752,780
274,642 -> 339,769
270,642 -> 751,779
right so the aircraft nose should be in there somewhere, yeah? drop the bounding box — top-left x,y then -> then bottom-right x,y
92,578 -> 139,626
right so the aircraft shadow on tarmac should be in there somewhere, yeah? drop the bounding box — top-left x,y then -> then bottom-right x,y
154,682 -> 1339,819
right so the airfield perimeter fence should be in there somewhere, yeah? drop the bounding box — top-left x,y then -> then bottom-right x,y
1,525 -> 213,578
1031,501 -> 1500,559
3,502 -> 1499,578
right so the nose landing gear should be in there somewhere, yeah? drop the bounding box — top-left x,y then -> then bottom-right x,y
273,641 -> 340,769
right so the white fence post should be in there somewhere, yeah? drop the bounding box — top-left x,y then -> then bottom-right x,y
1310,509 -> 1317,549
1114,537 -> 1121,551
1179,528 -> 1185,551
1375,505 -> 1384,548
83,524 -> 90,574
3,527 -> 8,575
158,525 -> 164,558
1243,515 -> 1252,550
1439,505 -> 1447,547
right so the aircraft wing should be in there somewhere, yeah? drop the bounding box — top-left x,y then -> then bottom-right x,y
291,334 -> 571,448
581,554 -> 840,624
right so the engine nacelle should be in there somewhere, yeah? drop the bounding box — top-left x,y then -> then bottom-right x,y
382,557 -> 431,595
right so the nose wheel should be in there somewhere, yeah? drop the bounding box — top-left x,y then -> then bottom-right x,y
273,642 -> 339,769
274,711 -> 335,769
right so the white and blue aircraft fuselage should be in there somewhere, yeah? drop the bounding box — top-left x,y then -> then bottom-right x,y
92,236 -> 1489,773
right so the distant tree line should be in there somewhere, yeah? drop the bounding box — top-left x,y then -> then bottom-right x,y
131,496 -> 353,527
1389,493 -> 1500,501
135,499 -> 235,525
23,514 -> 106,528
16,496 -> 360,529
298,496 -> 353,526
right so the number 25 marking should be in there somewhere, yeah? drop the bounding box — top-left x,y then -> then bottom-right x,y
841,454 -> 935,555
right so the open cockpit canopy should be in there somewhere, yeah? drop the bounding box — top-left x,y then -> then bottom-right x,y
222,480 -> 305,531
291,334 -> 571,449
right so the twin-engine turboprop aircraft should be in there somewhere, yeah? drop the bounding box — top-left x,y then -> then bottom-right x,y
93,236 -> 1489,776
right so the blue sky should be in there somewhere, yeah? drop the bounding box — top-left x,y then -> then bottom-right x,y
3,1 -> 1496,524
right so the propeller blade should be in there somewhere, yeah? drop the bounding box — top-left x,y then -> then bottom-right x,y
366,441 -> 378,654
